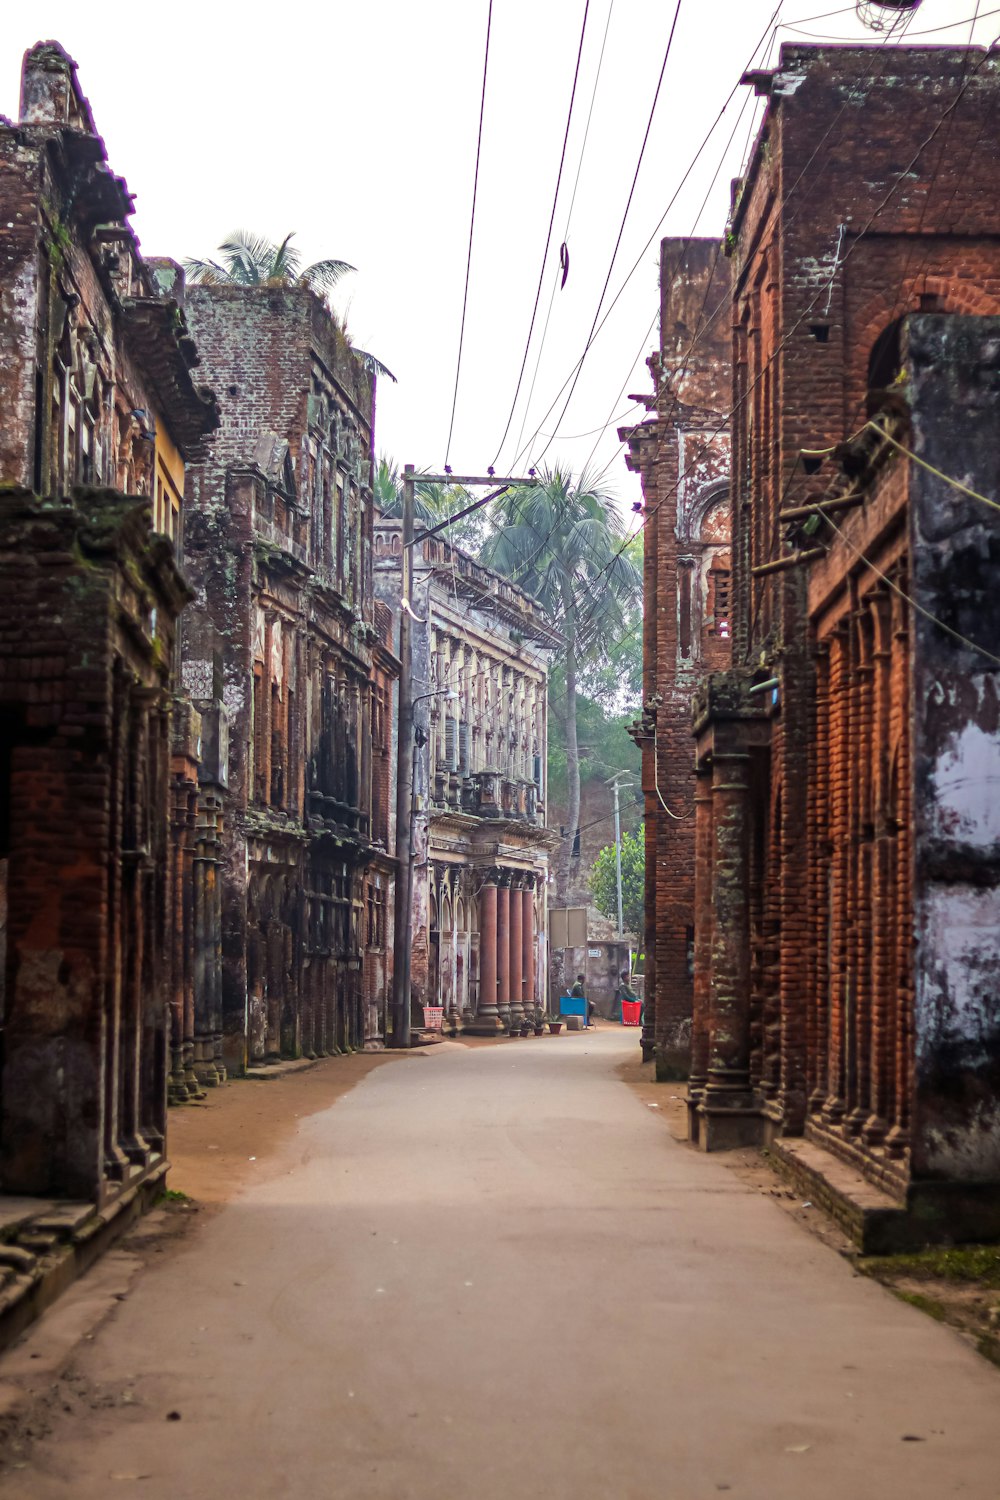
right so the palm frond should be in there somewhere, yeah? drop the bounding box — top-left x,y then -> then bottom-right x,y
353,348 -> 397,383
301,258 -> 357,293
183,257 -> 231,286
270,233 -> 301,283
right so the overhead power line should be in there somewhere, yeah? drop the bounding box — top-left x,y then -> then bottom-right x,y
444,0 -> 494,470
490,0 -> 593,468
512,4 -> 780,472
526,0 -> 686,471
570,23 -> 1000,645
512,0 -> 618,467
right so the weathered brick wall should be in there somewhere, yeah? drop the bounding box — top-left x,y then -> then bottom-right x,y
0,492 -> 185,1199
181,288 -> 386,1068
698,44 -> 1000,1195
626,239 -> 731,1076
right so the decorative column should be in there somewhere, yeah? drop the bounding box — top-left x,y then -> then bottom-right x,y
687,762 -> 714,1137
697,747 -> 760,1150
508,874 -> 525,1031
522,876 -> 536,1023
469,870 -> 502,1033
496,870 -> 511,1029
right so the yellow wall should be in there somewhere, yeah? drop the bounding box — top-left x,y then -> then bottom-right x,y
152,417 -> 185,549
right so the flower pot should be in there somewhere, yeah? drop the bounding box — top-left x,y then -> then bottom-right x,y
533,1025 -> 545,1036
547,1021 -> 563,1035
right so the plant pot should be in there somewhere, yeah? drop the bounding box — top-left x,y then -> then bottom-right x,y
533,1025 -> 545,1036
547,1021 -> 563,1035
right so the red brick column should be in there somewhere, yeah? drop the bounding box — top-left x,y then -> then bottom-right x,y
522,880 -> 536,1021
508,875 -> 525,1030
689,763 -> 714,1101
866,590 -> 893,1146
478,877 -> 499,1025
496,873 -> 511,1028
699,748 -> 758,1147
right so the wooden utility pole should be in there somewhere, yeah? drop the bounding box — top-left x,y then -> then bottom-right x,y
389,468 -> 535,1047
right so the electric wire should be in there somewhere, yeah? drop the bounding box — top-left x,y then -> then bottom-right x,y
490,0 -> 593,468
526,0 -> 686,471
512,0 -> 617,465
511,5 -> 781,473
569,19 -> 995,646
444,0 -> 494,470
814,507 -> 1000,668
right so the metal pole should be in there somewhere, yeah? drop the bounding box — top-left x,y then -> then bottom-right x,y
390,465 -> 415,1048
613,776 -> 624,941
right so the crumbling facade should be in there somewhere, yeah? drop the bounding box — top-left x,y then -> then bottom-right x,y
375,523 -> 559,1030
625,239 -> 732,1075
182,286 -> 397,1072
687,44 -> 1000,1244
0,43 -> 219,1206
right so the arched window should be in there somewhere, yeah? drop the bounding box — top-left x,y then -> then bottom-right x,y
867,318 -> 904,413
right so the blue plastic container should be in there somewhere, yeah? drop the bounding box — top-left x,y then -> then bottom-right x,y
559,995 -> 588,1024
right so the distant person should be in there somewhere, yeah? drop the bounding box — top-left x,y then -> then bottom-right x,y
613,969 -> 639,1023
569,973 -> 595,1028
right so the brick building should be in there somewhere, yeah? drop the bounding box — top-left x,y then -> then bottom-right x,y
181,286 -> 397,1072
625,239 -> 732,1073
688,44 -> 1000,1243
375,522 -> 559,1031
0,44 -> 219,1209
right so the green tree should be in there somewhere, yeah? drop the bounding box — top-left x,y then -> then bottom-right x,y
184,230 -> 395,382
479,465 -> 642,891
590,826 -> 645,937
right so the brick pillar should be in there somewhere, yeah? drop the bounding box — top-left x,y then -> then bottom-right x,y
508,875 -> 525,1030
474,873 -> 501,1032
496,873 -> 511,1029
696,748 -> 760,1150
522,879 -> 536,1022
865,591 -> 893,1147
688,764 -> 714,1107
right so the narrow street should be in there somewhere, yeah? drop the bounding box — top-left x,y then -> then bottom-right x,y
2,1031 -> 999,1500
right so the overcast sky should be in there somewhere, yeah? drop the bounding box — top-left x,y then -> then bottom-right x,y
2,1 -> 995,510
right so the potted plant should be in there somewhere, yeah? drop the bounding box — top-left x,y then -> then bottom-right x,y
547,1015 -> 563,1035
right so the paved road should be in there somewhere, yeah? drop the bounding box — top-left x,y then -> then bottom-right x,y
3,1030 -> 1000,1500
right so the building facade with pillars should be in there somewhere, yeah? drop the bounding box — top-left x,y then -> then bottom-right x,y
0,43 -> 220,1208
181,285 -> 397,1072
375,522 -> 560,1031
689,44 -> 1000,1246
624,238 -> 732,1076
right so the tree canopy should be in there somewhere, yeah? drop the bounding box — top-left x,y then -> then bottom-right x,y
590,826 -> 645,938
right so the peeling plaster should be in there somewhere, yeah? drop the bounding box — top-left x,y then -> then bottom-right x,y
930,720 -> 1000,851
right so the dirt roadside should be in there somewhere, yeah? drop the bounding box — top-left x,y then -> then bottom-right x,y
0,1049 -> 408,1472
618,1050 -> 1000,1368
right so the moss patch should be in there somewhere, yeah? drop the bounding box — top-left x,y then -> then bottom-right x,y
859,1244 -> 1000,1366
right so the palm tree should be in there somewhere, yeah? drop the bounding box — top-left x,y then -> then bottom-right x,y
184,230 -> 354,294
184,231 -> 396,383
480,465 -> 642,893
373,458 -> 486,548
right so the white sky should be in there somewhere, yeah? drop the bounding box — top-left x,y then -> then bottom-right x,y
1,1 -> 995,511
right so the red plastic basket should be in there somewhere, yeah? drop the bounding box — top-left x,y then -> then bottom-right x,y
621,999 -> 642,1027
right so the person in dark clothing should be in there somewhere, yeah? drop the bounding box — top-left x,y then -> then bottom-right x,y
569,973 -> 596,1027
613,969 -> 639,1023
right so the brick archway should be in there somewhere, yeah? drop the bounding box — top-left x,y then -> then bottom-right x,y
848,276 -> 1000,424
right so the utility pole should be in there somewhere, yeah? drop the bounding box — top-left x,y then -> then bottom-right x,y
390,465 -> 416,1048
607,772 -> 636,942
390,467 -> 536,1048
